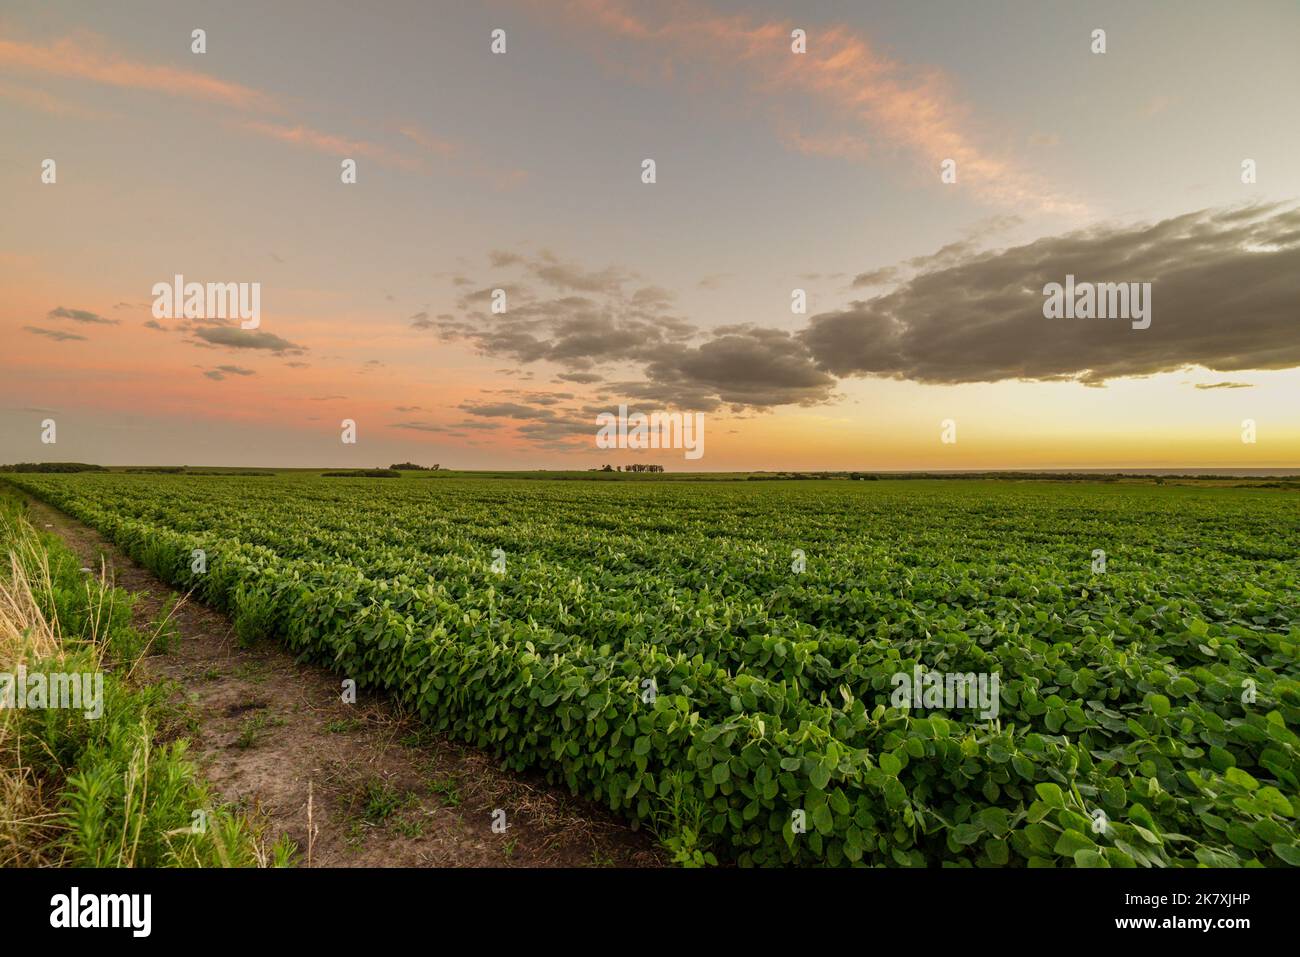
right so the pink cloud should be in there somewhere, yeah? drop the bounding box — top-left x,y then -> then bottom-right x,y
0,33 -> 278,111
522,0 -> 1085,214
240,119 -> 421,170
0,31 -> 525,186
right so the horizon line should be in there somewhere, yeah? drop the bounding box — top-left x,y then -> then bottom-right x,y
4,463 -> 1299,477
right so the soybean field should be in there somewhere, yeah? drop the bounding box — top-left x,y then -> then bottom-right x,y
6,472 -> 1298,868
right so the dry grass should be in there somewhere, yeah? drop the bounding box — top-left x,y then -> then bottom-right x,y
0,509 -> 74,865
0,504 -> 287,868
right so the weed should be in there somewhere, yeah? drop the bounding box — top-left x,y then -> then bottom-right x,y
428,777 -> 462,808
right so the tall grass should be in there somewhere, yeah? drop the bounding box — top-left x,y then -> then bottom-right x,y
0,495 -> 294,867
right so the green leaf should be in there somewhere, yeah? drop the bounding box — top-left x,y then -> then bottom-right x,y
829,788 -> 851,815
1272,844 -> 1300,866
1225,767 -> 1259,792
809,763 -> 831,791
1054,829 -> 1095,856
1073,848 -> 1108,868
1104,846 -> 1137,868
1255,786 -> 1293,817
984,838 -> 1010,865
1035,782 -> 1065,808
979,807 -> 1010,835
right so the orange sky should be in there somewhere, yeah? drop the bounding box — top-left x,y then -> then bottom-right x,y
3,2 -> 1298,470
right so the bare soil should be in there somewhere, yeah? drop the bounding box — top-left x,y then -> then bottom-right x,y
22,495 -> 664,868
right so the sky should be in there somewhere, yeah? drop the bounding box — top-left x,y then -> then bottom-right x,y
2,0 -> 1298,470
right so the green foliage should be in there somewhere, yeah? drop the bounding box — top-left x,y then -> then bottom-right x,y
5,473 -> 1298,867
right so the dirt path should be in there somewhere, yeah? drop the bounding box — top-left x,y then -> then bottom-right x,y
21,495 -> 664,868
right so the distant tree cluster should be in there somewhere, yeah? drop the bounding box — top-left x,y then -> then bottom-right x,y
0,462 -> 107,473
389,462 -> 440,471
592,463 -> 665,473
748,471 -> 852,481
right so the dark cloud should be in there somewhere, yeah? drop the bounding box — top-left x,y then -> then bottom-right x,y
515,417 -> 594,441
391,418 -> 503,436
642,326 -> 837,409
432,270 -> 696,368
193,327 -> 306,354
851,266 -> 900,288
604,380 -> 726,412
530,251 -> 631,294
24,326 -> 86,342
495,390 -> 575,406
453,396 -> 594,450
489,249 -> 524,268
203,365 -> 255,381
48,306 -> 118,325
1195,381 -> 1254,390
421,207 -> 1298,421
801,203 -> 1300,386
426,249 -> 835,412
143,319 -> 166,331
460,401 -> 557,420
424,250 -> 698,377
